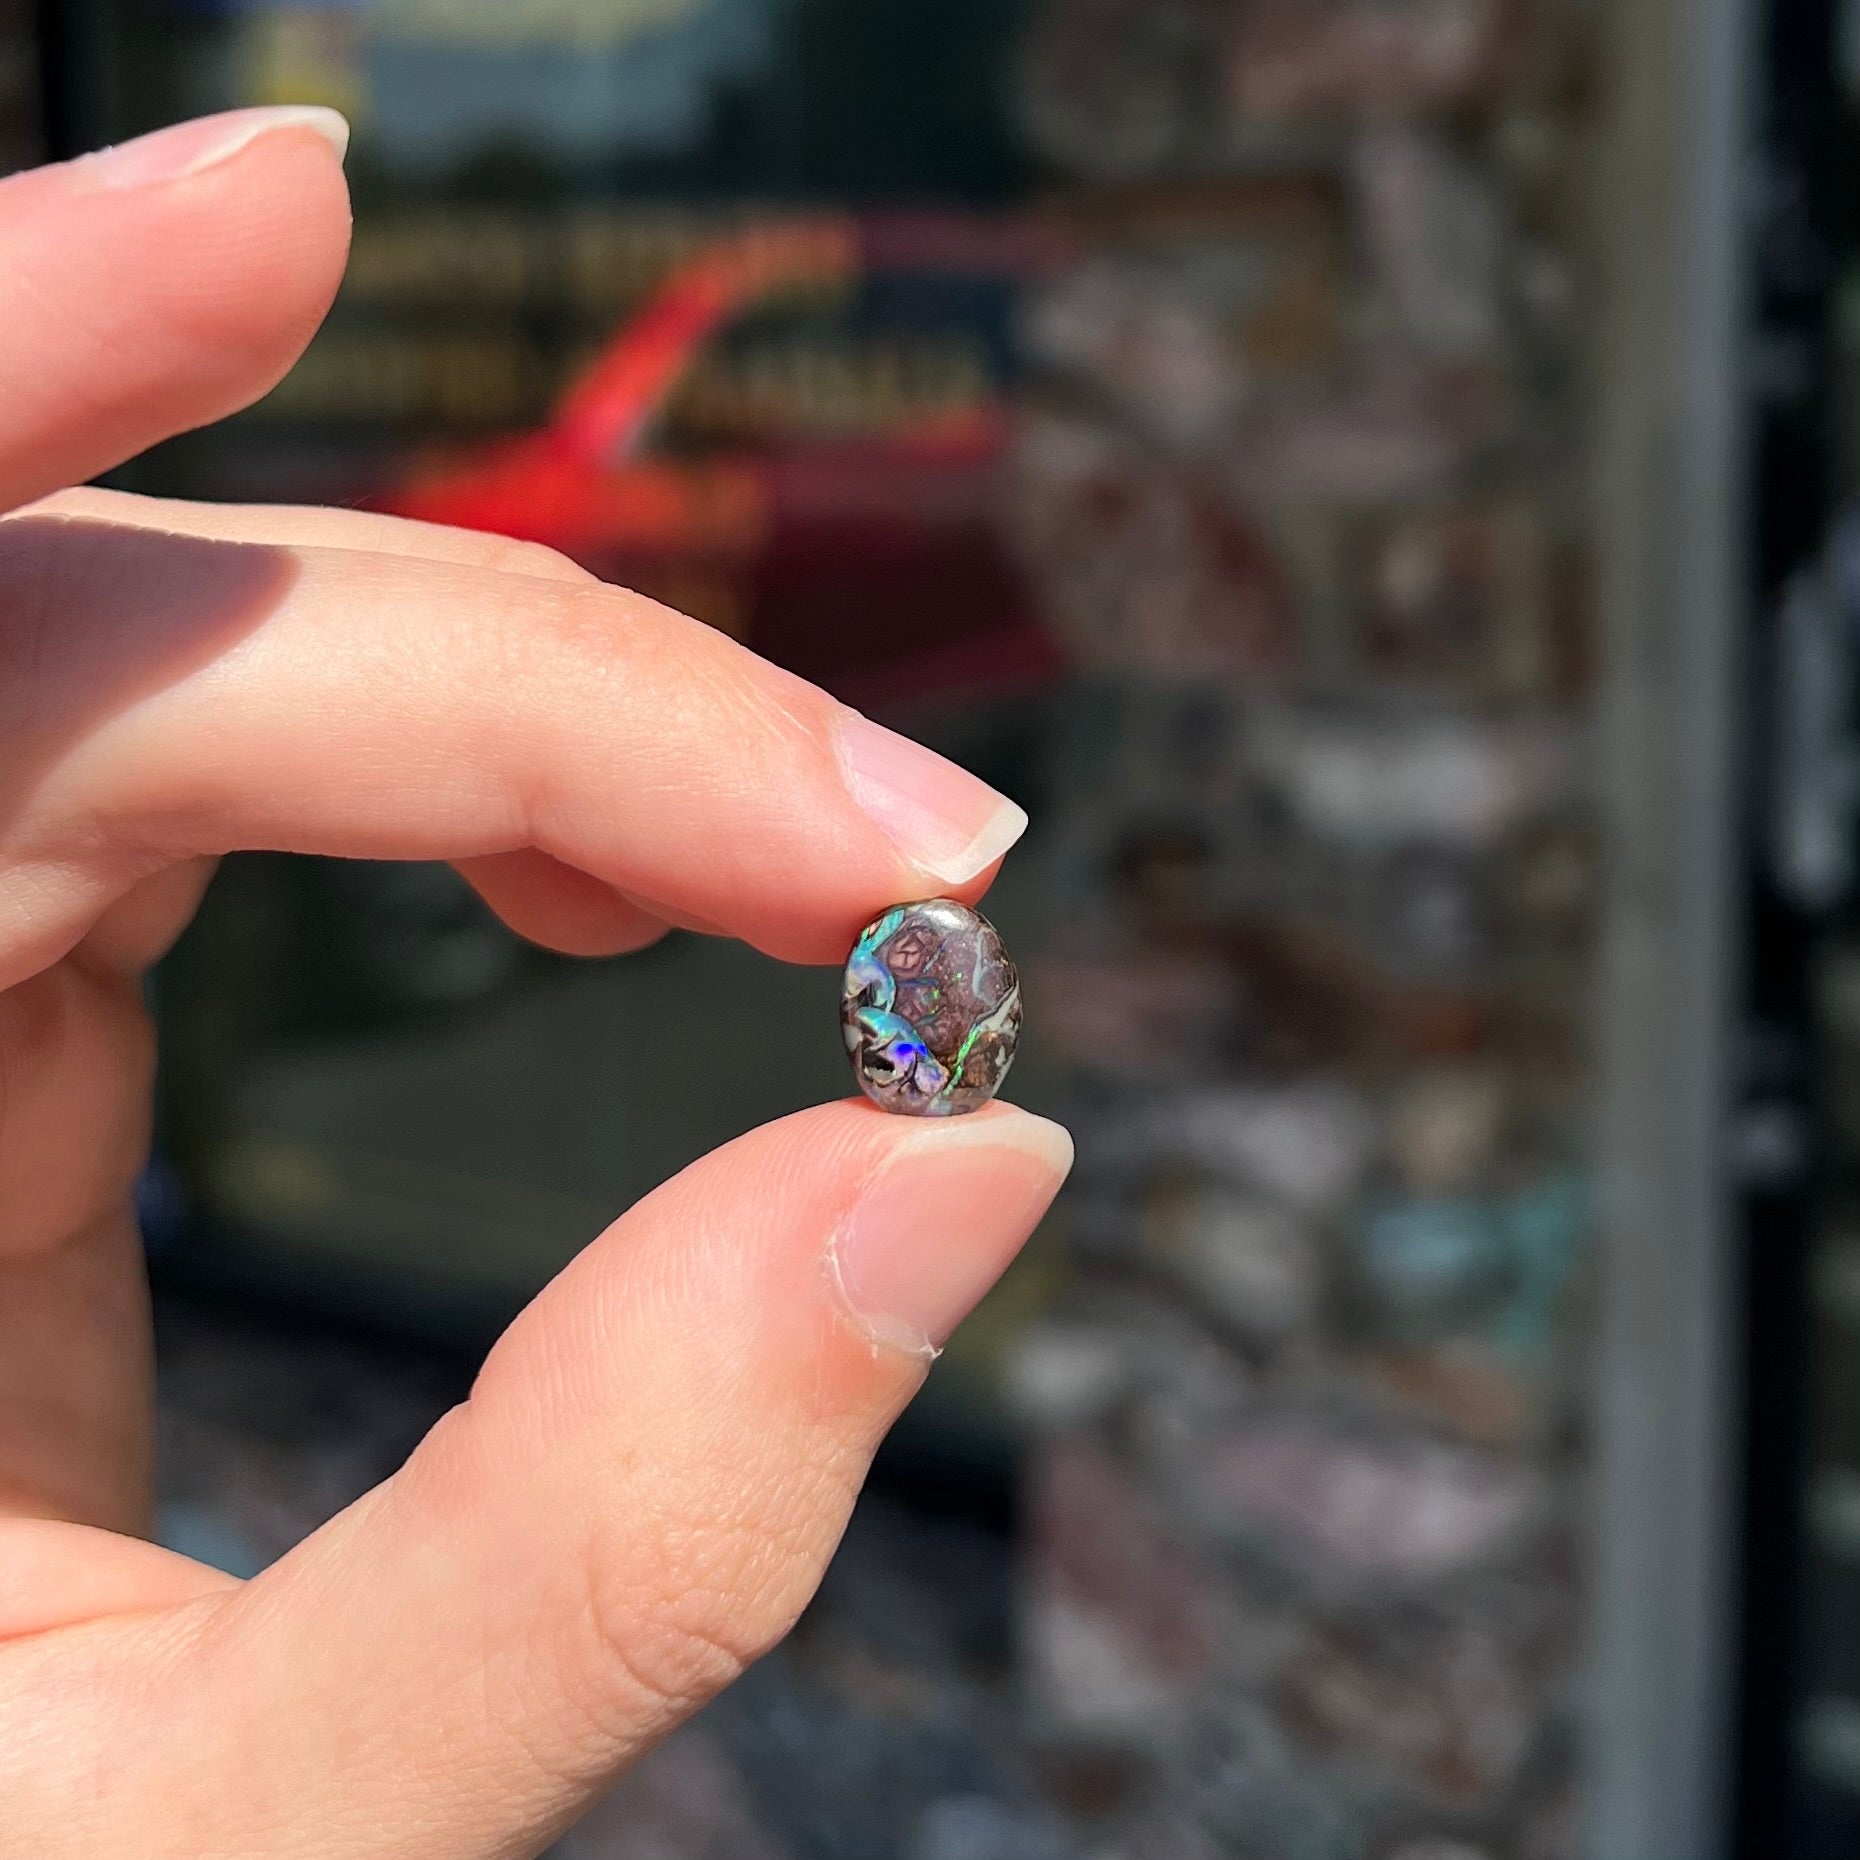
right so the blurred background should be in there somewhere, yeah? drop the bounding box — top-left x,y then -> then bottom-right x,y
2,0 -> 1846,1853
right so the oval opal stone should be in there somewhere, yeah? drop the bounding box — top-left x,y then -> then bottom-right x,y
841,899 -> 1022,1117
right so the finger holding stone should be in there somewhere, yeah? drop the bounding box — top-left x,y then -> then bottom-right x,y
0,517 -> 1028,985
0,1103 -> 1074,1859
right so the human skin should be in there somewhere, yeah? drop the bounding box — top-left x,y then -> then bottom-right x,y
0,108 -> 1071,1857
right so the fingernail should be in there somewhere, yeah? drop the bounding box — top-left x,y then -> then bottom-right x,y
830,1110 -> 1073,1357
836,710 -> 1029,886
75,106 -> 350,191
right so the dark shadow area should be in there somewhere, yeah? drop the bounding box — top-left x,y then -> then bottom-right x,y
0,516 -> 298,838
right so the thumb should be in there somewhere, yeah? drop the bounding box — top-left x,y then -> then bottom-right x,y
0,1101 -> 1070,1860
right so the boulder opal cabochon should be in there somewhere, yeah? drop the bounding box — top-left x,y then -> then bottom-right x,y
841,899 -> 1022,1116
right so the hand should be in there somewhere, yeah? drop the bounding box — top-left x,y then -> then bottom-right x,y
0,109 -> 1070,1858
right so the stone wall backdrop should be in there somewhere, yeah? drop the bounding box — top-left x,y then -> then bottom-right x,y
1001,2 -> 1601,1856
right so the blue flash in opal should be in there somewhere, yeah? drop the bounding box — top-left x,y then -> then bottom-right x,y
840,899 -> 1021,1118
852,1008 -> 950,1101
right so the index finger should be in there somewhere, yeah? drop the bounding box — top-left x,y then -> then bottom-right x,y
0,513 -> 1028,978
0,108 -> 353,515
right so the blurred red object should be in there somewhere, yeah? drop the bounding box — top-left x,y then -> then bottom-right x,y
369,215 -> 1069,710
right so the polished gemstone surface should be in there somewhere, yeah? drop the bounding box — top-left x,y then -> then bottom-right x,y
841,899 -> 1021,1117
